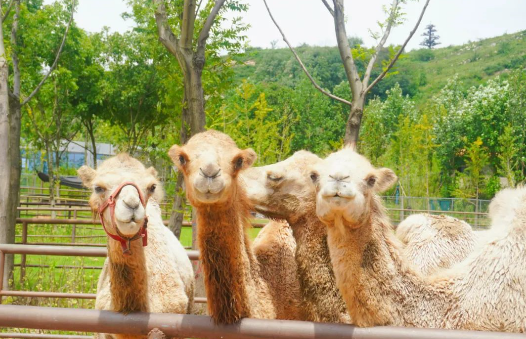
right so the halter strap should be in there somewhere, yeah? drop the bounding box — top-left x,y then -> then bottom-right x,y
98,182 -> 148,254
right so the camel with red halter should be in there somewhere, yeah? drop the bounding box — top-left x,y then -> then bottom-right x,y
78,154 -> 194,339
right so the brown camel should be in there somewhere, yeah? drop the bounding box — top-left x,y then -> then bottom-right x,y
78,154 -> 194,339
242,151 -> 350,323
168,130 -> 300,324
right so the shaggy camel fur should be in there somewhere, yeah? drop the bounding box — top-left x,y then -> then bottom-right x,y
169,130 -> 300,324
252,219 -> 303,320
78,154 -> 194,339
242,151 -> 350,323
311,148 -> 526,331
396,214 -> 477,275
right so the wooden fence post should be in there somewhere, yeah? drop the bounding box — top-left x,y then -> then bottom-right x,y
20,222 -> 28,284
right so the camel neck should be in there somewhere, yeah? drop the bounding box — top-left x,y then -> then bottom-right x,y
197,188 -> 259,324
291,211 -> 349,323
107,238 -> 149,314
327,197 -> 449,327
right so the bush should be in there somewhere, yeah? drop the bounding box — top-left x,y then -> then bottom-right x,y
412,49 -> 435,62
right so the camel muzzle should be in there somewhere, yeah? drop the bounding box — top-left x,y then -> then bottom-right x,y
98,181 -> 149,255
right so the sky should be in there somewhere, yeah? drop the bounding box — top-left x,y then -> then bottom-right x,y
70,0 -> 526,51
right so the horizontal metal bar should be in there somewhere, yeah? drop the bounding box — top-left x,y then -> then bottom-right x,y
0,290 -> 96,299
388,208 -> 489,216
15,218 -> 265,227
19,242 -> 106,247
0,333 -> 91,339
0,305 -> 520,339
0,291 -> 207,303
14,264 -> 103,270
0,244 -> 200,261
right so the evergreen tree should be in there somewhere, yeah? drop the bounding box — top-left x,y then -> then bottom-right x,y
420,24 -> 441,49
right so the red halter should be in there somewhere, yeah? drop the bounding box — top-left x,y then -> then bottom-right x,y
98,182 -> 148,255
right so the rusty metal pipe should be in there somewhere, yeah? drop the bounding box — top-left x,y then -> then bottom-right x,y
0,334 -> 91,339
0,305 -> 521,339
0,244 -> 199,260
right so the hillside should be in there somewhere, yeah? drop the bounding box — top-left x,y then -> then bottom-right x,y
232,30 -> 526,102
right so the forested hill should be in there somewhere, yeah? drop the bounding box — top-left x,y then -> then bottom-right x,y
232,30 -> 526,102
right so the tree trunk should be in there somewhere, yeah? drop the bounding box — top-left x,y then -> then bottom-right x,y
87,119 -> 97,168
343,97 -> 366,150
168,65 -> 205,239
168,171 -> 186,239
0,15 -> 15,289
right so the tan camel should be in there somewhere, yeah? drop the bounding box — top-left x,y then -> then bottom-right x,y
242,151 -> 350,323
311,148 -> 526,331
396,214 -> 477,275
168,130 -> 300,324
78,154 -> 194,339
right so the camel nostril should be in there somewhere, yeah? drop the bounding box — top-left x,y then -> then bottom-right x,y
124,200 -> 140,210
200,167 -> 222,179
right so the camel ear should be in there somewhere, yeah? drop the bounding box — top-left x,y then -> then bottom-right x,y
146,166 -> 158,179
77,165 -> 96,188
374,168 -> 397,193
233,148 -> 257,173
168,144 -> 188,170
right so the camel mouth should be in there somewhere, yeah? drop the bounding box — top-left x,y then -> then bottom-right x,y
254,205 -> 284,220
113,219 -> 146,237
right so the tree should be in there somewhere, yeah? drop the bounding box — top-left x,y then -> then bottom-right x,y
0,0 -> 74,289
264,0 -> 431,148
420,23 -> 440,49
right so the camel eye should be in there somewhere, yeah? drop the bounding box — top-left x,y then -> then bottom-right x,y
310,172 -> 319,183
94,186 -> 105,194
268,173 -> 283,182
234,157 -> 244,170
149,184 -> 156,193
179,155 -> 186,165
367,176 -> 376,187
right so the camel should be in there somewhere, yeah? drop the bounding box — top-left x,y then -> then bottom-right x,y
396,214 -> 477,275
168,130 -> 300,324
78,154 -> 194,339
242,151 -> 350,323
311,148 -> 526,331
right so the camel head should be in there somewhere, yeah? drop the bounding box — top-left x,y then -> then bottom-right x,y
311,148 -> 397,228
78,154 -> 163,237
168,130 -> 256,206
242,151 -> 321,222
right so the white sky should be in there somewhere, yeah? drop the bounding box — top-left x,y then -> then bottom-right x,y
70,0 -> 526,50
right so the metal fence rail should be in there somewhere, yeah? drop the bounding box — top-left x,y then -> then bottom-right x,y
0,244 -> 200,302
0,305 -> 522,339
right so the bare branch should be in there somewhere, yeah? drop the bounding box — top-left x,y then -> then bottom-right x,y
153,0 -> 180,57
263,0 -> 351,106
333,0 -> 362,96
365,0 -> 431,93
196,0 -> 227,59
180,0 -> 197,50
21,3 -> 74,106
2,0 -> 14,22
195,0 -> 203,16
363,0 -> 400,87
320,0 -> 334,17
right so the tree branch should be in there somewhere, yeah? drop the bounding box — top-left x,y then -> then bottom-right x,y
365,0 -> 431,93
363,0 -> 400,87
2,0 -> 14,22
263,0 -> 351,106
196,0 -> 226,60
332,0 -> 362,96
320,0 -> 334,17
21,2 -> 74,106
153,0 -> 180,57
180,0 -> 197,50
